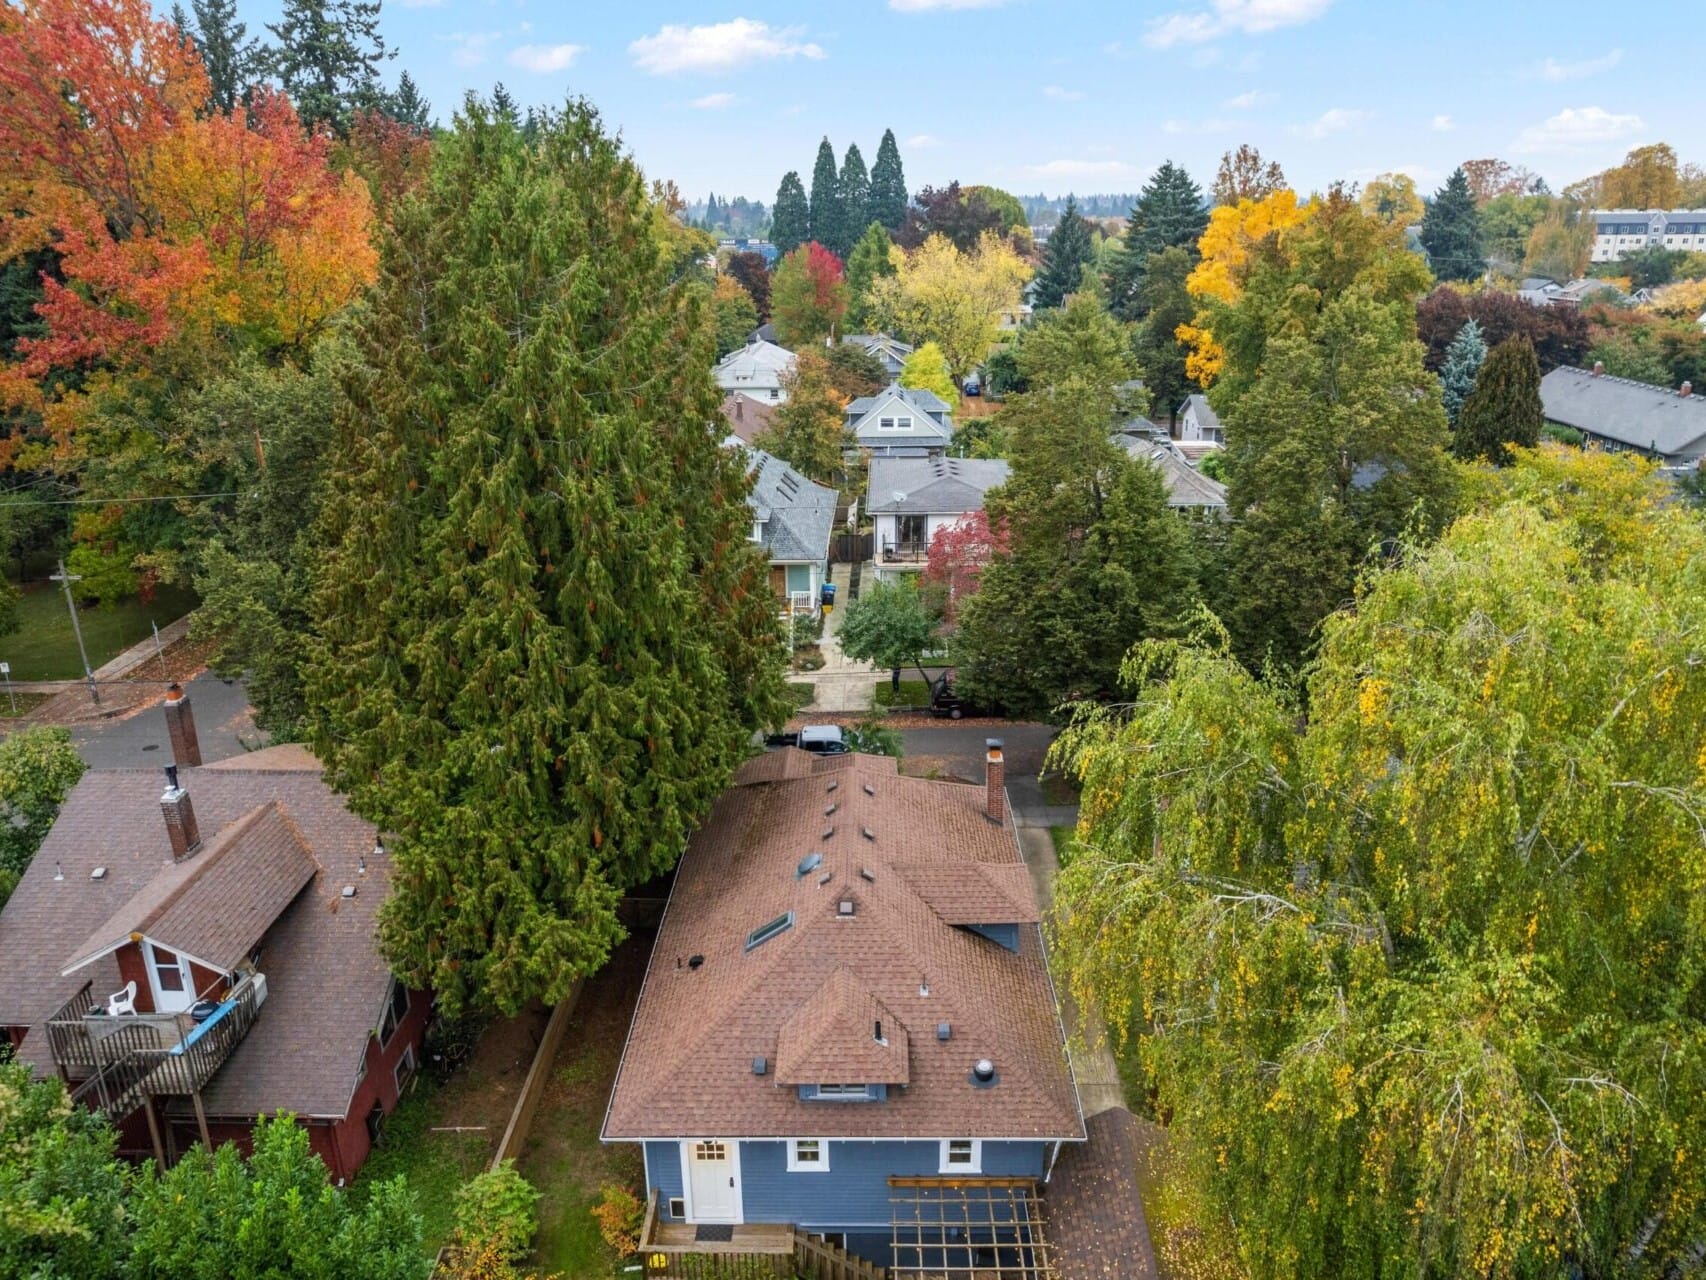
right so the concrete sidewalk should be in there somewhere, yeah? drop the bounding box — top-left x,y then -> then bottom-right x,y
794,560 -> 877,714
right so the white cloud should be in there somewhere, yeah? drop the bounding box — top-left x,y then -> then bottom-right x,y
628,19 -> 824,74
1289,106 -> 1365,140
1432,114 -> 1454,132
889,0 -> 1014,8
507,43 -> 584,73
1533,49 -> 1623,82
439,30 -> 504,68
906,133 -> 941,149
1024,158 -> 1143,181
1043,85 -> 1086,102
1145,0 -> 1332,49
1513,105 -> 1644,154
1222,89 -> 1267,108
690,91 -> 737,109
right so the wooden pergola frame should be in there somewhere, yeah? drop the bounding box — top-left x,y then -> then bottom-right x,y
887,1176 -> 1055,1278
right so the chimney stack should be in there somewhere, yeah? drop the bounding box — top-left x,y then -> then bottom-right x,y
985,739 -> 1006,825
161,765 -> 201,861
1682,381 -> 1694,398
163,682 -> 202,766
1592,361 -> 1605,377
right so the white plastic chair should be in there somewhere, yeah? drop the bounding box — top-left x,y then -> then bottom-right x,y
106,981 -> 137,1017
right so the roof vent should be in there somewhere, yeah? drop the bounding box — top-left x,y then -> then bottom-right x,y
838,898 -> 856,917
53,861 -> 64,882
919,979 -> 930,997
688,954 -> 705,970
863,783 -> 875,796
797,851 -> 824,878
861,827 -> 875,841
937,1022 -> 952,1041
826,780 -> 839,793
824,803 -> 838,816
859,867 -> 875,883
341,884 -> 357,899
90,866 -> 107,880
817,871 -> 833,886
874,1019 -> 886,1044
752,1056 -> 768,1076
821,827 -> 835,841
970,1058 -> 999,1088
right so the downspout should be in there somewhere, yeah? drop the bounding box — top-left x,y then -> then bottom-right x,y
1045,1139 -> 1063,1185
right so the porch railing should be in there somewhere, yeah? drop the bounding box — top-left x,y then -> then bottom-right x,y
878,541 -> 928,564
637,1190 -> 886,1280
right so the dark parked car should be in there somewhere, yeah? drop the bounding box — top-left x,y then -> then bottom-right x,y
928,674 -> 988,720
962,371 -> 982,396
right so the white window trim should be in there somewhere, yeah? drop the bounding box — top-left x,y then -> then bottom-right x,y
939,1139 -> 982,1174
787,1139 -> 830,1172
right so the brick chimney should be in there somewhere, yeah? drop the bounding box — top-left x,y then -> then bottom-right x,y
985,739 -> 1006,825
163,681 -> 202,767
1592,361 -> 1605,377
161,765 -> 201,861
1683,381 -> 1694,398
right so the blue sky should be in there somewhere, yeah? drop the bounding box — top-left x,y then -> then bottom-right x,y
241,0 -> 1684,203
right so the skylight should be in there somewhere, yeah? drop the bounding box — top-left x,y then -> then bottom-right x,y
796,853 -> 823,879
746,911 -> 795,951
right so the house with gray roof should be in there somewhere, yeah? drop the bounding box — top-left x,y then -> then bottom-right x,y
841,333 -> 914,379
1115,438 -> 1228,511
845,384 -> 955,458
1177,394 -> 1224,447
716,338 -> 797,404
747,448 -> 838,609
866,456 -> 1009,583
1539,366 -> 1706,466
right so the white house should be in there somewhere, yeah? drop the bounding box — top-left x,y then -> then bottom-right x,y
845,384 -> 955,457
1177,394 -> 1224,446
841,333 -> 914,379
1589,209 -> 1706,263
714,339 -> 796,404
865,456 -> 1009,584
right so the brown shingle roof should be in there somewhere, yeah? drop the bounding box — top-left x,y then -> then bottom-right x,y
603,754 -> 1081,1141
775,965 -> 911,1085
0,764 -> 395,1120
720,392 -> 778,445
892,862 -> 1041,926
62,802 -> 317,976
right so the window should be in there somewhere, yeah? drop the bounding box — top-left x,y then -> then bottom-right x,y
769,389 -> 779,401
152,946 -> 187,994
393,1044 -> 416,1095
380,980 -> 409,1046
787,1139 -> 830,1171
878,416 -> 897,431
745,911 -> 795,951
939,1139 -> 982,1173
896,416 -> 913,430
815,1084 -> 869,1098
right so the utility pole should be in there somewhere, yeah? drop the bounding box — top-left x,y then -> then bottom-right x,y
49,559 -> 99,705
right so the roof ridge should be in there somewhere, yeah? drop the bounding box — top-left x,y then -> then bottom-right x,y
139,800 -> 281,933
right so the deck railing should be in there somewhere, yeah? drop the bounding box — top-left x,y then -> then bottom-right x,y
637,1190 -> 886,1280
878,541 -> 928,564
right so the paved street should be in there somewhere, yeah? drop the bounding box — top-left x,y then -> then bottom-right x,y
69,669 -> 262,770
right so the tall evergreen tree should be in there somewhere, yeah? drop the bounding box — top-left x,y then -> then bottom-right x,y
844,221 -> 894,331
837,143 -> 870,258
869,129 -> 908,232
1454,336 -> 1543,466
1031,197 -> 1095,311
1438,317 -> 1487,427
1420,167 -> 1486,283
489,81 -> 518,124
305,98 -> 788,1015
1131,246 -> 1196,426
186,0 -> 263,113
772,171 -> 809,256
266,0 -> 394,135
808,137 -> 841,250
1108,160 -> 1208,320
390,69 -> 430,129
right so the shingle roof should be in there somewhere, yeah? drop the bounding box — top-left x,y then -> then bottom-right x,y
747,448 -> 838,564
714,339 -> 796,391
1114,439 -> 1228,509
603,753 -> 1082,1141
1181,393 -> 1220,428
720,392 -> 778,445
892,863 -> 1040,926
866,457 -> 1010,516
1540,366 -> 1706,460
846,383 -> 952,419
775,966 -> 911,1085
62,802 -> 316,976
0,763 -> 395,1120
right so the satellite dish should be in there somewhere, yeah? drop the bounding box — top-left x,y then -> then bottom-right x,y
893,491 -> 906,503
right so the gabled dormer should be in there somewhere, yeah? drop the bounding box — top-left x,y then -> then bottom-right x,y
892,862 -> 1041,952
776,966 -> 909,1102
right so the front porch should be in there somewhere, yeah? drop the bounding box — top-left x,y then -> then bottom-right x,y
638,1191 -> 885,1279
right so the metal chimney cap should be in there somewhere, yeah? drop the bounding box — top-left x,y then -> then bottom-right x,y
163,764 -> 181,791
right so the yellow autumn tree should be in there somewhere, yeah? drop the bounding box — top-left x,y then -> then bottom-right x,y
1179,190 -> 1312,385
868,231 -> 1030,379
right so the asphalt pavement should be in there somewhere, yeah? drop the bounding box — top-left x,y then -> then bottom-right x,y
69,670 -> 262,770
898,721 -> 1056,782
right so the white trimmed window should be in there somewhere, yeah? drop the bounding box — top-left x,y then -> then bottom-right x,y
939,1139 -> 982,1173
787,1139 -> 829,1172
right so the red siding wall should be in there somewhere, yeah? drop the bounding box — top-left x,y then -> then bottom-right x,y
115,944 -> 153,1013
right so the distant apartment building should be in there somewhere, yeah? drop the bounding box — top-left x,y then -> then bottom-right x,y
1589,210 -> 1706,262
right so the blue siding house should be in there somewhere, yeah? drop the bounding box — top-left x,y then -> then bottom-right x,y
603,747 -> 1083,1269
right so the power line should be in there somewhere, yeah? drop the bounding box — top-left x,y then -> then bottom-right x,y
0,490 -> 241,507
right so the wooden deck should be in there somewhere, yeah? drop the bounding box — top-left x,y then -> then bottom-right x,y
647,1221 -> 795,1255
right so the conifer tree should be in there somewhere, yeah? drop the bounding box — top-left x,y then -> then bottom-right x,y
187,0 -> 263,113
772,171 -> 809,255
1438,317 -> 1486,427
1454,336 -> 1543,466
267,0 -> 395,136
1131,246 -> 1196,425
869,129 -> 908,232
1031,197 -> 1095,310
809,137 -> 841,249
844,221 -> 894,331
1108,160 -> 1208,320
489,81 -> 518,123
306,98 -> 788,1015
837,143 -> 870,258
1421,167 -> 1486,283
390,70 -> 430,129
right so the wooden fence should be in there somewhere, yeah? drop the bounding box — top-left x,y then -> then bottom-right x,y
488,979 -> 582,1170
792,1231 -> 887,1280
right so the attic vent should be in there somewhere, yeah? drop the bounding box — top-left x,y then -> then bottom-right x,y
861,827 -> 875,841
752,1056 -> 769,1076
863,784 -> 875,796
824,803 -> 838,816
90,866 -> 108,881
826,781 -> 839,793
838,898 -> 856,917
746,912 -> 795,951
821,827 -> 835,841
859,867 -> 875,883
937,1022 -> 952,1041
341,884 -> 357,899
797,852 -> 823,879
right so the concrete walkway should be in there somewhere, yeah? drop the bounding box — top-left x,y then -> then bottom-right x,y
794,560 -> 878,714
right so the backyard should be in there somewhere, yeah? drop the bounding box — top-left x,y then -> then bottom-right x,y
1,581 -> 199,680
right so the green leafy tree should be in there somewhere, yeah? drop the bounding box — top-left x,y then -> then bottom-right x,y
305,97 -> 787,1015
808,138 -> 842,251
1438,317 -> 1487,426
772,171 -> 810,256
946,415 -> 1011,459
955,294 -> 1196,713
824,341 -> 887,401
0,1064 -> 129,1280
0,727 -> 85,906
450,1162 -> 540,1263
1130,246 -> 1195,425
899,341 -> 958,405
1107,160 -> 1208,320
127,1115 -> 427,1279
1420,166 -> 1485,283
837,578 -> 939,685
868,128 -> 908,232
266,0 -> 395,136
710,276 -> 758,359
1032,197 -> 1095,311
753,351 -> 848,485
183,0 -> 264,113
769,242 -> 848,348
836,143 -> 870,258
1454,335 -> 1543,466
1480,192 -> 1552,270
1050,448 -> 1706,1280
844,221 -> 895,331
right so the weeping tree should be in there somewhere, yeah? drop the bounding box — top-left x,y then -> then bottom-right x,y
307,95 -> 788,1015
1050,448 -> 1706,1280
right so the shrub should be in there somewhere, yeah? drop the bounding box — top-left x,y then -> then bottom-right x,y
591,1183 -> 645,1256
452,1161 -> 542,1263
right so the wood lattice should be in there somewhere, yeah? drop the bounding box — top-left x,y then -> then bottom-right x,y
887,1177 -> 1055,1278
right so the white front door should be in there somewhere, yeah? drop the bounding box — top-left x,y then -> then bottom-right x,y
684,1139 -> 740,1222
144,941 -> 195,1013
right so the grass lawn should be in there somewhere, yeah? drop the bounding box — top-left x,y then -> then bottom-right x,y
1039,772 -> 1080,806
2,581 -> 199,680
872,678 -> 932,709
1049,825 -> 1078,868
785,681 -> 814,710
0,690 -> 50,718
354,1081 -> 494,1255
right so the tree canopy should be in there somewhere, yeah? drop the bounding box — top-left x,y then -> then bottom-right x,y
753,351 -> 848,485
1107,160 -> 1207,321
770,242 -> 848,348
1454,336 -> 1543,466
869,129 -> 908,232
1032,197 -> 1095,311
868,232 -> 1031,379
899,341 -> 958,405
1420,167 -> 1485,283
1212,143 -> 1286,206
772,171 -> 810,256
1051,447 -> 1706,1280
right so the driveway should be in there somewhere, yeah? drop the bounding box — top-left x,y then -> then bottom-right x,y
899,721 -> 1055,782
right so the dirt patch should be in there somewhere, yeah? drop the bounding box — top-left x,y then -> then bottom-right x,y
436,1002 -> 553,1133
17,630 -> 221,728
